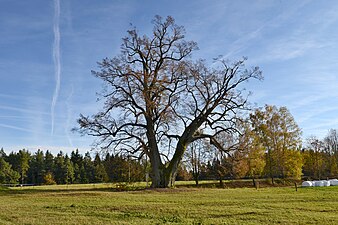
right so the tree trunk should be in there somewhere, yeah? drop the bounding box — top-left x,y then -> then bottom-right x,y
149,149 -> 165,188
150,164 -> 165,188
149,165 -> 178,188
195,178 -> 199,187
266,149 -> 274,185
146,117 -> 166,188
193,173 -> 199,187
148,149 -> 179,188
219,177 -> 224,188
163,155 -> 181,187
148,113 -> 200,188
149,143 -> 187,188
164,140 -> 189,187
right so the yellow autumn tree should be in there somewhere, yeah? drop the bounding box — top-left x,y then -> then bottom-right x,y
250,105 -> 303,182
235,121 -> 266,184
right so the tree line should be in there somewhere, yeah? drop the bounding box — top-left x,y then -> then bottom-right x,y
182,105 -> 302,186
185,105 -> 338,186
2,105 -> 338,186
0,149 -> 144,185
303,129 -> 338,180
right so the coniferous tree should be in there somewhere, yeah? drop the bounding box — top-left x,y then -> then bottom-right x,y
44,150 -> 54,173
17,150 -> 31,184
64,155 -> 75,184
83,151 -> 94,183
93,153 -> 109,183
7,151 -> 19,173
130,157 -> 145,182
28,149 -> 45,184
110,154 -> 129,182
54,151 -> 65,184
71,149 -> 83,183
0,158 -> 20,184
0,148 -> 6,159
103,153 -> 112,181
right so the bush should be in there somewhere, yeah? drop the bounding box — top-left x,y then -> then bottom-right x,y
43,172 -> 57,185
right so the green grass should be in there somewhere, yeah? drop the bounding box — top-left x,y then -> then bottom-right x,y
1,182 -> 338,224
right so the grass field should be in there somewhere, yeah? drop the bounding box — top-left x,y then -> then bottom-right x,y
1,182 -> 338,224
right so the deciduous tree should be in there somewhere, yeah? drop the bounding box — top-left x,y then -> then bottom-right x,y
304,136 -> 325,179
186,139 -> 211,186
75,15 -> 262,187
237,122 -> 266,185
43,172 -> 56,185
250,105 -> 302,182
323,129 -> 338,176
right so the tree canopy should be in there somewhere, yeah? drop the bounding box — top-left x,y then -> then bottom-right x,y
250,105 -> 303,181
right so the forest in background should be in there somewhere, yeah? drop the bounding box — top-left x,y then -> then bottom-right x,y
1,106 -> 338,186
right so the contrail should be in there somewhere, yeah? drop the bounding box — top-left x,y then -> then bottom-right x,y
51,0 -> 61,135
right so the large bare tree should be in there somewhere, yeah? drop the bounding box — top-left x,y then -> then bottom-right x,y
75,16 -> 262,188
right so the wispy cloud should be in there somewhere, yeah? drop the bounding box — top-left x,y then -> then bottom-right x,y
221,1 -> 315,62
0,123 -> 32,133
0,105 -> 50,116
270,40 -> 325,62
222,25 -> 265,60
0,93 -> 21,99
301,116 -> 338,139
51,0 -> 61,135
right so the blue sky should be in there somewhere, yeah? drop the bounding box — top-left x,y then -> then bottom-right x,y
1,0 -> 338,154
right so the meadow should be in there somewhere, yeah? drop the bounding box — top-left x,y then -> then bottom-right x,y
1,182 -> 338,224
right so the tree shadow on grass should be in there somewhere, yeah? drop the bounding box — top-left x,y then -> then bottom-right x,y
0,184 -> 148,195
0,179 -> 299,195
